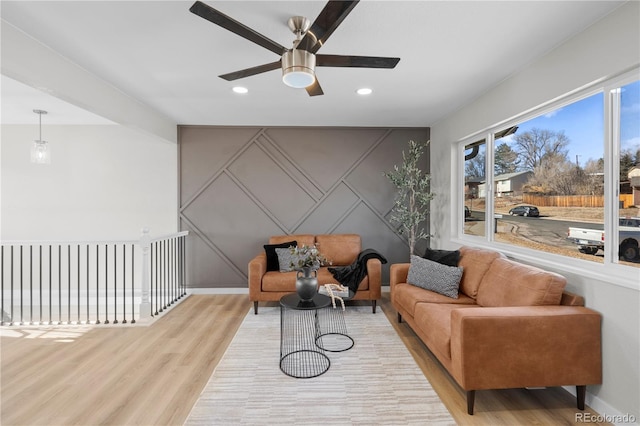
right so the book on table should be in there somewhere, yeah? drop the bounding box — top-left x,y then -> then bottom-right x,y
319,284 -> 349,298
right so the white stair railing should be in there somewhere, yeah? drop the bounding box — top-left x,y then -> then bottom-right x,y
0,230 -> 188,326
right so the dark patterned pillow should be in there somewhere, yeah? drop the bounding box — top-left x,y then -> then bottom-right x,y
407,255 -> 463,299
422,248 -> 460,267
264,241 -> 297,271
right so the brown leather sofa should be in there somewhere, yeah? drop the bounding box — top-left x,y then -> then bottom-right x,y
390,246 -> 602,414
249,234 -> 382,314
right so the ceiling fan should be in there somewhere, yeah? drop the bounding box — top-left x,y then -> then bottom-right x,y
189,0 -> 400,96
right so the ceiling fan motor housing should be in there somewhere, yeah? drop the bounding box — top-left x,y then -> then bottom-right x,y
281,49 -> 316,88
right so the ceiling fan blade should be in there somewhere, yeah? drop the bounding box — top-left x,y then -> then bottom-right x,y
297,1 -> 359,53
317,55 -> 400,68
306,79 -> 324,96
219,61 -> 282,81
189,1 -> 287,56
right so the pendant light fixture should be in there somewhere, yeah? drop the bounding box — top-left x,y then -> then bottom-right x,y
31,109 -> 51,164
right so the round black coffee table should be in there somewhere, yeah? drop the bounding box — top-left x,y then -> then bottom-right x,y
279,293 -> 331,378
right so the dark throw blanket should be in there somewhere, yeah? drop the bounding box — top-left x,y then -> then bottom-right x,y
328,248 -> 388,294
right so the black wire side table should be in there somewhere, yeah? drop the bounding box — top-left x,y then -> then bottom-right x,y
279,293 -> 331,378
315,289 -> 355,352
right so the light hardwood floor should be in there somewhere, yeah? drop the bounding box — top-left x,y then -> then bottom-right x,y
1,294 -> 608,426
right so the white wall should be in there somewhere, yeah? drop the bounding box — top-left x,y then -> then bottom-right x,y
1,124 -> 178,241
430,1 -> 639,422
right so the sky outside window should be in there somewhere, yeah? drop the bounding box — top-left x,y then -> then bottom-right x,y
500,93 -> 604,167
621,80 -> 640,155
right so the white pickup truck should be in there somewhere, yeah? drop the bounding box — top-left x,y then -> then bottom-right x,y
566,217 -> 640,261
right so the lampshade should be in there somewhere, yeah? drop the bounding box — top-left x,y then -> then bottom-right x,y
31,109 -> 51,164
31,140 -> 50,164
281,49 -> 316,88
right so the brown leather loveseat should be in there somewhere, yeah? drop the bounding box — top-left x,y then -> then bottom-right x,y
249,234 -> 382,314
390,246 -> 602,414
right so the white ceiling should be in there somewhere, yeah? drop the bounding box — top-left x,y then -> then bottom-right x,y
0,1 -> 625,127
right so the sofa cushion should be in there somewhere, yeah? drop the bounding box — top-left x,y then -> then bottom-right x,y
561,291 -> 585,306
422,248 -> 460,267
260,266 -> 369,292
264,241 -> 296,272
394,283 -> 475,317
407,255 -> 463,299
261,270 -> 298,292
476,257 -> 567,307
315,234 -> 360,266
458,246 -> 505,299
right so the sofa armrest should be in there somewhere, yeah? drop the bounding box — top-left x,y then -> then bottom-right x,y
248,253 -> 267,300
390,263 -> 410,287
365,258 -> 382,299
389,263 -> 410,306
449,306 -> 602,391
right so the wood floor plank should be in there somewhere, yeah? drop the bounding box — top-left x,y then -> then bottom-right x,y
1,293 -> 609,425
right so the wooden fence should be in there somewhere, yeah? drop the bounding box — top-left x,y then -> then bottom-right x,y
523,194 -> 635,208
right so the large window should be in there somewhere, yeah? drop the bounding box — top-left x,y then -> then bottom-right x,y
464,139 -> 486,237
459,73 -> 640,272
618,80 -> 640,265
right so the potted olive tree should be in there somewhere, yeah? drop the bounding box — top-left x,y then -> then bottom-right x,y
384,139 -> 435,256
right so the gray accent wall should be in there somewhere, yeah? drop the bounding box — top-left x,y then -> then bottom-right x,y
179,126 -> 430,288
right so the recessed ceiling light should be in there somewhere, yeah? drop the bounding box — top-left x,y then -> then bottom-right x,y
232,86 -> 248,94
356,88 -> 372,95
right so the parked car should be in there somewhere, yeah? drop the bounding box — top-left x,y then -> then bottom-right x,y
508,205 -> 540,217
464,205 -> 471,218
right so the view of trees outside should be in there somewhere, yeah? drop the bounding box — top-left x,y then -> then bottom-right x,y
464,82 -> 640,267
464,139 -> 485,237
498,93 -> 605,197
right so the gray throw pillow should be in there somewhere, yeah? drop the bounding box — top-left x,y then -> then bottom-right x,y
275,247 -> 297,272
407,255 -> 463,299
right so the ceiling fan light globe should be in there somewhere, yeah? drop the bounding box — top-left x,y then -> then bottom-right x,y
282,70 -> 315,88
282,49 -> 316,88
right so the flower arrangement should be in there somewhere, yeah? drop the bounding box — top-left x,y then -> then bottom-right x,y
288,244 -> 331,271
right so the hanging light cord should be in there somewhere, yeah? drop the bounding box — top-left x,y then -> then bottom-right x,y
33,109 -> 47,142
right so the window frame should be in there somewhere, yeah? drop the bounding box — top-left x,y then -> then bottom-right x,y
455,68 -> 640,290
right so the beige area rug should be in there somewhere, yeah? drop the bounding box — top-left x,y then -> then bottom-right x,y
185,306 -> 455,425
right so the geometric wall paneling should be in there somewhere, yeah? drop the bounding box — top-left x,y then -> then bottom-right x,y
256,134 -> 324,201
265,128 -> 388,191
182,172 -> 284,275
227,143 -> 316,230
179,126 -> 429,288
346,128 -> 430,216
331,201 -> 410,277
181,220 -> 247,287
179,126 -> 261,204
295,182 -> 360,234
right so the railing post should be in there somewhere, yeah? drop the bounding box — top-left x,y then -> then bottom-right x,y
139,228 -> 152,321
